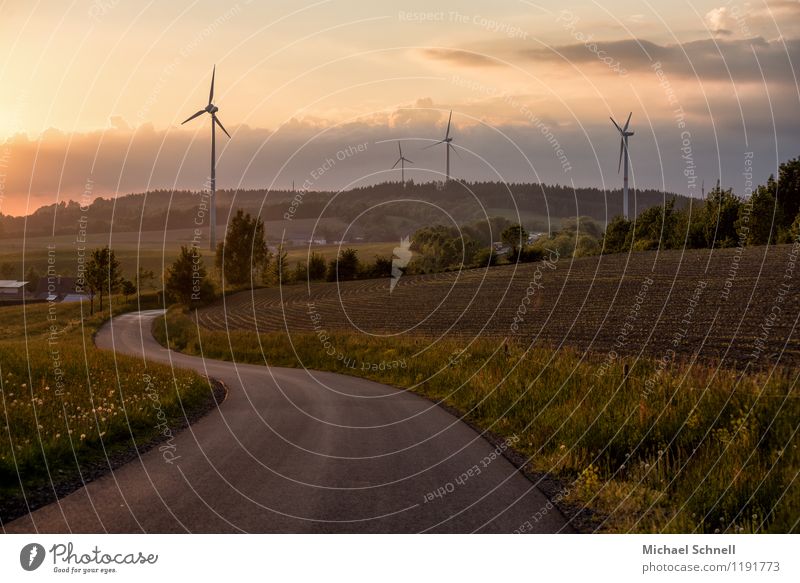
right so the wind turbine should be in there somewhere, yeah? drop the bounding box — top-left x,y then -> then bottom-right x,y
391,141 -> 413,187
423,110 -> 458,183
182,65 -> 231,250
610,112 -> 634,219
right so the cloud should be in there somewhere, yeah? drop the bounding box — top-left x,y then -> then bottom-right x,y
420,48 -> 503,68
389,97 -> 446,129
109,115 -> 131,131
517,36 -> 800,84
705,7 -> 734,36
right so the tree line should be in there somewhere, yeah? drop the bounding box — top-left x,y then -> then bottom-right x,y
602,157 -> 800,253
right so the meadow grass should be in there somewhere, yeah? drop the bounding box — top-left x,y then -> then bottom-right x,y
155,308 -> 799,533
0,298 -> 211,517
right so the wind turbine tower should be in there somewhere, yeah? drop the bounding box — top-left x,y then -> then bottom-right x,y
182,65 -> 232,250
391,141 -> 413,187
610,112 -> 634,219
424,110 -> 457,183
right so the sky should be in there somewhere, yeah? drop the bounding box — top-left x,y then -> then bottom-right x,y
0,0 -> 798,215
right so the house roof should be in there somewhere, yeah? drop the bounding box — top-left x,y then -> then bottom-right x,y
0,280 -> 28,288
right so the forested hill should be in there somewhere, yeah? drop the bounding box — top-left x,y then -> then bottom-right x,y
0,181 -> 688,240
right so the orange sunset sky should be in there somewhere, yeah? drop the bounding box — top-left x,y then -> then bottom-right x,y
0,0 -> 798,215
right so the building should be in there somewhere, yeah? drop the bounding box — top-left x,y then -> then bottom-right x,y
0,280 -> 30,301
34,276 -> 81,302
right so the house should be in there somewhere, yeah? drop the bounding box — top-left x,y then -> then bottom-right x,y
34,276 -> 80,302
0,280 -> 30,300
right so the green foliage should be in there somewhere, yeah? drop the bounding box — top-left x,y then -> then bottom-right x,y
473,246 -> 499,266
363,255 -> 393,278
776,157 -> 800,227
703,183 -> 742,248
307,252 -> 327,280
737,181 -> 782,245
528,216 -> 602,259
630,199 -> 679,250
791,212 -> 800,242
0,300 -> 209,512
501,223 -> 528,259
24,266 -> 40,294
215,209 -> 270,286
327,248 -> 361,282
120,279 -> 137,301
86,246 -> 123,313
602,216 -> 632,253
165,246 -> 214,306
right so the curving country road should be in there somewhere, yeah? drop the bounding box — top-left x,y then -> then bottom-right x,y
6,310 -> 570,533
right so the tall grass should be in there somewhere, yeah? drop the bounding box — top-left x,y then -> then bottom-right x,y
0,298 -> 211,514
155,308 -> 799,533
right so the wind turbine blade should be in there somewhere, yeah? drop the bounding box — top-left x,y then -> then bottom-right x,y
618,138 -> 624,173
182,110 -> 206,124
398,142 -> 402,157
392,159 -> 401,169
404,158 -> 413,164
623,111 -> 632,132
445,110 -> 452,139
610,117 -> 623,133
214,115 -> 231,138
422,140 -> 444,150
450,144 -> 462,159
209,65 -> 216,105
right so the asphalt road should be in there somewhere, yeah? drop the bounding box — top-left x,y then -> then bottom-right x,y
6,310 -> 570,533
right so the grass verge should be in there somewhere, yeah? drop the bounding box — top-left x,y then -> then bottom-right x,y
0,297 -> 216,524
154,307 -> 798,533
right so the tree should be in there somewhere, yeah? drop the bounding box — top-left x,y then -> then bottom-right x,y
121,279 -> 137,302
602,216 -> 632,254
474,247 -> 499,267
501,224 -> 529,261
790,212 -> 800,242
327,248 -> 360,281
293,261 -> 308,283
271,245 -> 290,284
738,182 -> 782,246
307,252 -> 327,280
24,266 -> 41,294
165,246 -> 214,306
704,183 -> 741,248
776,158 -> 800,229
364,256 -> 392,278
85,246 -> 122,314
137,267 -> 156,290
215,209 -> 270,286
630,199 -> 678,250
